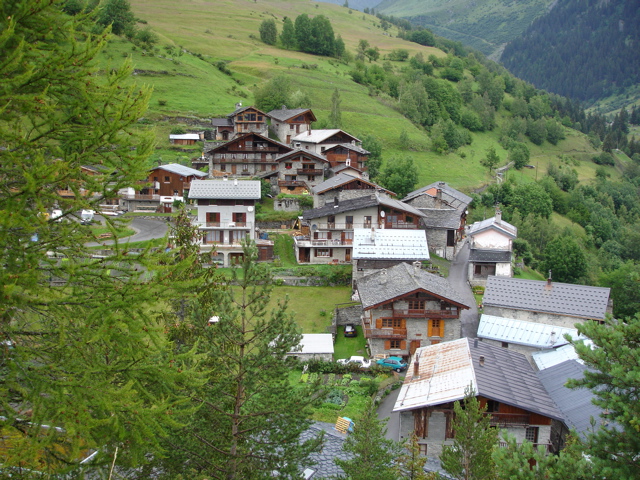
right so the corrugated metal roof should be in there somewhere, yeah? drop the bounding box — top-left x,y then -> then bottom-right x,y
468,249 -> 512,263
468,216 -> 517,238
395,338 -> 564,421
537,360 -> 603,437
352,228 -> 430,260
169,134 -> 200,140
188,179 -> 261,199
483,276 -> 611,320
532,344 -> 584,370
153,163 -> 207,177
356,262 -> 470,310
478,314 -> 581,348
291,334 -> 334,355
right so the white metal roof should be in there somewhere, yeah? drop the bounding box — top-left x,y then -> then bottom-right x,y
478,314 -> 582,349
352,228 -> 430,260
188,179 -> 261,199
153,163 -> 207,177
290,334 -> 334,355
169,134 -> 200,140
292,129 -> 359,144
533,344 -> 584,370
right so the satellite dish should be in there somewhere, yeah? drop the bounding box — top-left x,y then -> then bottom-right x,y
247,206 -> 254,212
312,224 -> 318,230
380,211 -> 386,218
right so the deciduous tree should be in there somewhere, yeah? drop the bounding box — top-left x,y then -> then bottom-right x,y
97,0 -> 136,35
377,156 -> 419,198
259,18 -> 278,45
480,146 -> 500,174
542,236 -> 587,283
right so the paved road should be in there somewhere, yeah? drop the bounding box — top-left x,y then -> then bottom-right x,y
86,216 -> 170,247
448,240 -> 480,338
377,384 -> 402,441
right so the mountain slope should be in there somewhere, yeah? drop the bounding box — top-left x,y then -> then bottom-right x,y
376,0 -> 554,57
500,0 -> 640,106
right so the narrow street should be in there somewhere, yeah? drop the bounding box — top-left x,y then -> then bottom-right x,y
448,240 -> 480,339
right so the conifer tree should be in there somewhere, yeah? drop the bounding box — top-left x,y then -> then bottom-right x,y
280,17 -> 296,49
329,88 -> 342,128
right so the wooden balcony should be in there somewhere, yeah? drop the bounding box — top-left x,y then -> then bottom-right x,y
297,168 -> 323,175
293,237 -> 352,247
392,309 -> 459,319
200,222 -> 252,229
120,193 -> 160,201
384,222 -> 419,229
278,180 -> 307,187
313,222 -> 379,230
363,325 -> 407,339
488,413 -> 530,427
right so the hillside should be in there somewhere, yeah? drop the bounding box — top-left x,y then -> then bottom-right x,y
500,0 -> 640,108
375,0 -> 554,57
119,0 -> 602,194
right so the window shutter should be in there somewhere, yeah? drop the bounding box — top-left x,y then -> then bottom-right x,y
376,318 -> 382,329
329,248 -> 333,257
384,340 -> 391,350
401,340 -> 406,350
327,232 -> 332,240
401,318 -> 406,329
314,232 -> 318,239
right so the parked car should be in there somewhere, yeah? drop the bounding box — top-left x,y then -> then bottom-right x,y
344,324 -> 357,337
376,356 -> 408,372
337,356 -> 371,369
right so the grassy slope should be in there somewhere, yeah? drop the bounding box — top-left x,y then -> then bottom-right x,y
107,0 -> 602,194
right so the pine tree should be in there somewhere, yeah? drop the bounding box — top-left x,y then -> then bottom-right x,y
399,433 -> 432,480
440,387 -> 498,480
0,1 -> 196,474
329,88 -> 342,128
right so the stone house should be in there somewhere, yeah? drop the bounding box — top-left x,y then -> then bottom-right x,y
188,179 -> 273,266
322,143 -> 370,171
394,338 -> 565,457
482,275 -> 612,330
210,104 -> 269,141
296,194 -> 426,264
267,106 -> 316,144
291,129 -> 362,156
264,149 -> 331,195
202,132 -> 292,178
466,210 -> 517,285
356,262 -> 470,358
403,181 -> 472,260
310,173 -> 395,208
351,228 -> 430,284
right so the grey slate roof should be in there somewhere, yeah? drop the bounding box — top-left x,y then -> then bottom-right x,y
356,262 -> 470,310
467,216 -> 517,238
310,173 -> 392,195
188,179 -> 261,199
300,422 -> 349,479
267,107 -> 313,122
303,194 -> 425,221
274,148 -> 329,163
211,117 -> 233,127
469,339 -> 564,421
483,276 -> 611,320
331,164 -> 364,175
468,249 -> 512,263
537,360 -> 604,437
152,163 -> 207,178
421,208 -> 462,229
324,143 -> 370,155
403,181 -> 472,209
226,105 -> 268,118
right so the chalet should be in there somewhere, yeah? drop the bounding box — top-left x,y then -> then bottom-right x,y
351,228 -> 430,283
403,181 -> 472,260
202,132 -> 292,178
267,149 -> 330,195
188,179 -> 273,266
291,129 -> 362,157
210,104 -> 269,141
169,133 -> 201,145
267,106 -> 316,144
356,262 -> 470,358
329,163 -> 368,180
119,163 -> 206,213
482,275 -> 612,329
394,338 -> 565,457
296,194 -> 426,264
322,143 -> 370,171
466,210 -> 517,285
310,173 -> 395,208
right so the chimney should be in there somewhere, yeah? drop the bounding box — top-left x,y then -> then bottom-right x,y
495,208 -> 502,224
474,338 -> 478,348
479,355 -> 485,367
223,175 -> 228,181
435,185 -> 443,208
413,261 -> 421,274
281,104 -> 287,110
546,270 -> 553,289
235,102 -> 242,110
234,178 -> 238,186
413,359 -> 420,379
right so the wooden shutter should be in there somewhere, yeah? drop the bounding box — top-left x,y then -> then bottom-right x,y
401,318 -> 406,329
376,318 -> 382,329
384,340 -> 391,350
329,248 -> 333,257
401,340 -> 406,350
327,232 -> 332,239
314,232 -> 318,239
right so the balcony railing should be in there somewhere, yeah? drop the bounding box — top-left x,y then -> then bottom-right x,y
120,193 -> 160,201
293,237 -> 352,247
384,222 -> 419,229
312,222 -> 377,230
392,309 -> 459,319
278,180 -> 308,187
197,222 -> 253,229
488,413 -> 531,427
297,168 -> 324,175
363,326 -> 407,339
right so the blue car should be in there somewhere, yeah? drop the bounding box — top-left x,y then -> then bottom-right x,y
376,356 -> 408,372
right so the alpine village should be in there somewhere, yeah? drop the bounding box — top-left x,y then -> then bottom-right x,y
2,0 -> 640,479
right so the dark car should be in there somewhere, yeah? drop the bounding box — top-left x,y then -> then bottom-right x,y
376,356 -> 408,372
344,324 -> 357,337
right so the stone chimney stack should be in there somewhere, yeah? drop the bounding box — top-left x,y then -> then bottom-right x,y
495,208 -> 502,224
436,182 -> 445,208
235,102 -> 242,110
479,355 -> 485,367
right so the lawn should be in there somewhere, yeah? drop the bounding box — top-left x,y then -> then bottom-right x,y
333,325 -> 368,361
514,266 -> 546,281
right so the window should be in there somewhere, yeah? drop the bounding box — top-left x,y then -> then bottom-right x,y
257,115 -> 263,121
321,147 -> 326,153
245,141 -> 253,147
290,124 -> 295,130
261,164 -> 266,171
447,229 -> 455,247
285,163 -> 293,169
419,444 -> 428,456
242,164 -> 249,172
381,318 -> 402,328
408,300 -> 425,310
389,339 -> 401,349
346,216 -> 353,228
364,216 -> 372,227
164,176 -> 170,183
316,249 -> 331,257
525,427 -> 539,444
220,154 -> 226,159
153,176 -> 158,182
204,230 -> 222,244
220,164 -> 226,172
428,319 -> 442,337
486,400 -> 500,413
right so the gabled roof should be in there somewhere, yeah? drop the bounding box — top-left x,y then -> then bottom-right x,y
403,181 -> 472,208
356,262 -> 470,310
267,107 -> 316,122
467,216 -> 517,238
292,129 -> 360,144
468,249 -> 512,263
532,344 -> 583,370
393,338 -> 564,422
537,360 -> 604,437
303,194 -> 425,221
310,173 -> 393,195
188,179 -> 261,199
323,143 -> 370,155
483,276 -> 611,320
352,228 -> 430,261
274,148 -> 329,164
205,132 -> 292,154
226,105 -> 269,118
151,163 -> 207,178
300,422 -> 349,479
211,118 -> 233,127
478,314 -> 582,349
421,208 -> 463,229
331,164 -> 364,176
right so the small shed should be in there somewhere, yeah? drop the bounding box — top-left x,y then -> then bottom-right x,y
288,334 -> 334,362
169,133 -> 201,145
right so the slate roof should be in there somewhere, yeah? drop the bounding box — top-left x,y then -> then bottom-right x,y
478,314 -> 582,348
310,173 -> 393,195
331,164 -> 364,175
483,276 -> 611,320
274,148 -> 329,163
352,228 -> 430,261
188,179 -> 261,199
356,262 -> 470,310
292,129 -> 360,144
537,360 -> 604,437
468,249 -> 512,263
211,117 -> 233,127
393,338 -> 564,422
300,422 -> 350,479
267,107 -> 315,122
324,143 -> 370,155
303,194 -> 425,221
467,216 -> 517,238
403,181 -> 472,209
205,132 -> 292,154
421,208 -> 462,229
226,105 -> 268,118
152,163 -> 207,178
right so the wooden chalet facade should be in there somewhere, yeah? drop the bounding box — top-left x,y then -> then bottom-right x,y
210,104 -> 269,141
323,143 -> 369,170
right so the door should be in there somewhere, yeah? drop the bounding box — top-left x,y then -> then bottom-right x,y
231,164 -> 237,174
345,248 -> 351,262
410,340 -> 421,355
428,319 -> 442,337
